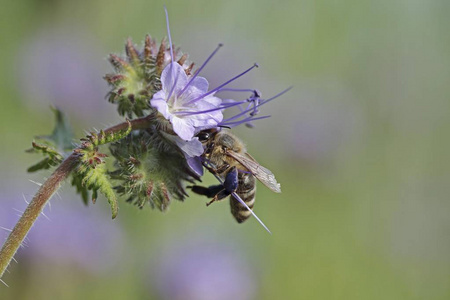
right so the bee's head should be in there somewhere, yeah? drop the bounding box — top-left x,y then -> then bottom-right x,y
196,128 -> 221,156
196,128 -> 219,143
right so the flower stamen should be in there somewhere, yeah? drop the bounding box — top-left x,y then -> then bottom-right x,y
220,115 -> 271,127
164,6 -> 174,64
164,7 -> 181,103
178,43 -> 223,98
186,63 -> 259,106
220,86 -> 292,126
175,101 -> 243,117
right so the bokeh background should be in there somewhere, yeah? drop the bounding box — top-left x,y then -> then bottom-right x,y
1,0 -> 449,299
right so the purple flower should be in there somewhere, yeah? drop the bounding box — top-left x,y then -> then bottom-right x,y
161,132 -> 204,176
151,8 -> 284,147
17,27 -> 109,122
151,62 -> 224,141
150,234 -> 258,300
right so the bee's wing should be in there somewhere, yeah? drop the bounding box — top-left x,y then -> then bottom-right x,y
226,151 -> 281,193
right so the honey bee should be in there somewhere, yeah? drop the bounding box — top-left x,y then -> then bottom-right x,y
189,128 -> 281,224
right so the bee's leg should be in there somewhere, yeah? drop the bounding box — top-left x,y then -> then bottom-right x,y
203,167 -> 239,206
223,166 -> 239,194
215,163 -> 230,174
189,185 -> 224,198
204,162 -> 230,175
206,189 -> 231,206
191,164 -> 236,207
205,166 -> 239,206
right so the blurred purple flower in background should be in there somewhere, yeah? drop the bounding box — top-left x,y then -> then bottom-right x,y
150,234 -> 257,300
286,82 -> 365,167
16,26 -> 111,121
0,185 -> 125,274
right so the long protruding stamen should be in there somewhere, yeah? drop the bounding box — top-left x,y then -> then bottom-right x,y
186,63 -> 259,105
222,86 -> 292,123
217,88 -> 258,93
178,44 -> 223,98
164,6 -> 174,64
220,115 -> 271,127
175,101 -> 244,116
247,90 -> 261,116
220,89 -> 261,114
164,7 -> 180,103
167,63 -> 180,103
205,161 -> 271,234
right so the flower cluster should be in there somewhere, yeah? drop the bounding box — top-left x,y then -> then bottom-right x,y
150,62 -> 223,141
102,8 -> 290,228
2,7 -> 290,286
28,7 -> 289,227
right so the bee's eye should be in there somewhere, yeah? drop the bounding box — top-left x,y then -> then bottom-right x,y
197,132 -> 210,142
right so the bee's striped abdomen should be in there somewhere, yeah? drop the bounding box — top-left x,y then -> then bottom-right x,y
230,173 -> 256,223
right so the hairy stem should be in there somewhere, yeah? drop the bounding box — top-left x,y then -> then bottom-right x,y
0,115 -> 155,280
0,154 -> 78,279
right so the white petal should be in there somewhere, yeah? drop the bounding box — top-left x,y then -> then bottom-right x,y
150,93 -> 171,119
175,137 -> 204,157
171,116 -> 195,140
180,76 -> 209,104
203,95 -> 222,106
160,62 -> 188,96
191,76 -> 209,93
161,133 -> 205,158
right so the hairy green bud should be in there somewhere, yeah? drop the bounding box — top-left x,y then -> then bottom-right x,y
104,36 -> 193,119
109,128 -> 199,211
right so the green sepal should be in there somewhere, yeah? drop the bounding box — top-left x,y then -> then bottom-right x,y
80,119 -> 131,150
104,35 -> 191,119
70,120 -> 131,218
108,130 -> 197,212
75,159 -> 119,219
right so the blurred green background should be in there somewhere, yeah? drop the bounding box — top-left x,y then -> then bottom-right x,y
1,0 -> 449,299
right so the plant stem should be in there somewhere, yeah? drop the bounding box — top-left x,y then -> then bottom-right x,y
0,154 -> 78,279
0,115 -> 155,280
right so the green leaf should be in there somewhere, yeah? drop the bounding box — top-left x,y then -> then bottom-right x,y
47,106 -> 74,151
27,107 -> 74,173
